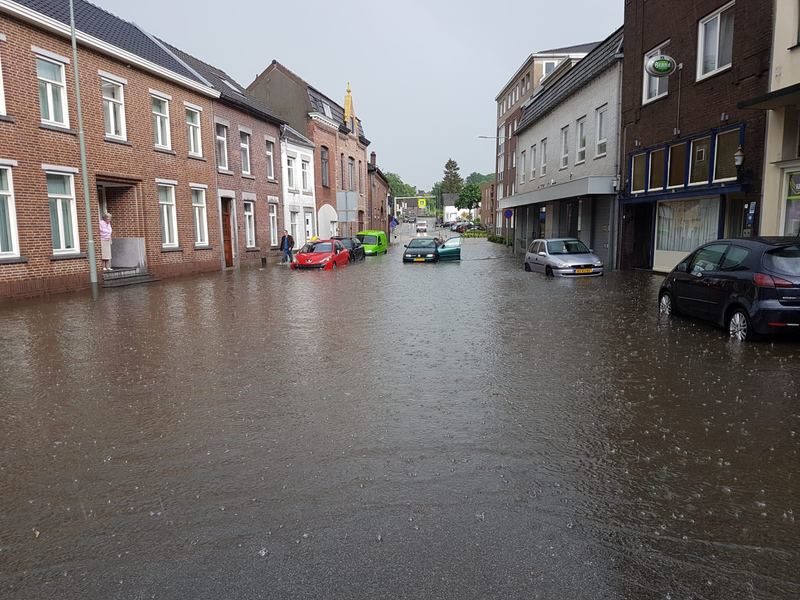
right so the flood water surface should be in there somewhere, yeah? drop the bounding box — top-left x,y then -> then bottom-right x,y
1,235 -> 798,599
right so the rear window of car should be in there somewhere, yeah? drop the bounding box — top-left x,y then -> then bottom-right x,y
764,244 -> 800,276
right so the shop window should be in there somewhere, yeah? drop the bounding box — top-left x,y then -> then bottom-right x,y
648,148 -> 665,190
631,153 -> 647,193
656,198 -> 720,252
689,138 -> 711,184
713,129 -> 739,181
668,143 -> 687,187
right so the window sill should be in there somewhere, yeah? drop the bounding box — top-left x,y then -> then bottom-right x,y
575,159 -> 586,166
105,137 -> 132,146
154,147 -> 176,156
0,115 -> 16,124
161,246 -> 183,253
245,247 -> 261,252
267,177 -> 278,183
242,174 -> 256,180
288,188 -> 300,194
559,166 -> 568,171
0,256 -> 27,265
642,94 -> 668,107
218,168 -> 234,176
194,244 -> 213,250
696,64 -> 732,83
50,252 -> 86,261
40,123 -> 76,135
188,154 -> 206,161
594,153 -> 607,160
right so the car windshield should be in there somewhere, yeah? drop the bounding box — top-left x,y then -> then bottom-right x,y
338,239 -> 354,249
304,242 -> 332,253
358,235 -> 378,245
408,239 -> 436,248
547,240 -> 590,255
764,245 -> 800,276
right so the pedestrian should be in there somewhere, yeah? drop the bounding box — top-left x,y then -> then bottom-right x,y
280,229 -> 295,264
99,212 -> 113,271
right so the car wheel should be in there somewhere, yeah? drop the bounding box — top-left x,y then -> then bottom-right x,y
728,308 -> 754,342
524,262 -> 531,272
545,266 -> 553,277
658,292 -> 674,316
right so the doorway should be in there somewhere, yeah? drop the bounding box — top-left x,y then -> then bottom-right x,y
620,202 -> 655,270
221,197 -> 234,268
304,212 -> 314,241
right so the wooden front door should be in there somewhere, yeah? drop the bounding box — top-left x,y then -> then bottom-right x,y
222,198 -> 233,267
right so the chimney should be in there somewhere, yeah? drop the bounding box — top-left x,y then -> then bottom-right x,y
370,151 -> 376,167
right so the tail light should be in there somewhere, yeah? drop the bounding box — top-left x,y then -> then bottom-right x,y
753,273 -> 794,288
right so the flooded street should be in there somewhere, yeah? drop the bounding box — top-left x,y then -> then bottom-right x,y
1,231 -> 799,600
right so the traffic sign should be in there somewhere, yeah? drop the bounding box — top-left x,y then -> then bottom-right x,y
503,209 -> 513,219
417,198 -> 427,208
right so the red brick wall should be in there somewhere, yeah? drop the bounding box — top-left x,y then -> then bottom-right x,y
0,13 -> 223,298
309,121 -> 337,215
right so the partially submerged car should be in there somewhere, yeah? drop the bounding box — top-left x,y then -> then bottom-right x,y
356,230 -> 388,255
524,238 -> 603,277
291,239 -> 350,270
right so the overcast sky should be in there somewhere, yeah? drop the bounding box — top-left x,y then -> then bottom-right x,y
97,0 -> 622,190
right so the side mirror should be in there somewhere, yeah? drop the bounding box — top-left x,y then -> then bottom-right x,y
589,248 -> 594,253
538,251 -> 547,257
675,262 -> 688,273
403,244 -> 408,248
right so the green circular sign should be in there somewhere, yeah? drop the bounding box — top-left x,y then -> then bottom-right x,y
645,55 -> 677,77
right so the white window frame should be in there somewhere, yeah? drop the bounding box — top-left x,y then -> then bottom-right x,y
541,138 -> 547,176
0,48 -> 6,116
596,105 -> 608,157
100,77 -> 126,140
243,201 -> 256,248
560,126 -> 569,169
215,123 -> 228,170
269,203 -> 278,246
151,94 -> 171,150
520,150 -> 526,183
37,55 -> 69,127
46,171 -> 79,254
191,187 -> 208,246
643,42 -> 670,105
240,131 -> 251,175
697,1 -> 735,81
530,144 -> 537,179
185,107 -> 202,157
266,140 -> 275,180
0,165 -> 19,258
576,117 -> 586,164
301,159 -> 310,192
541,60 -> 558,81
157,184 -> 178,248
287,156 -> 296,189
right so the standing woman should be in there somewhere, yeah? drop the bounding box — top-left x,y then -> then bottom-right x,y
100,212 -> 113,271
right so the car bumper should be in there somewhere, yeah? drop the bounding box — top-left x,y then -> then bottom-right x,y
403,256 -> 437,263
750,302 -> 800,335
293,263 -> 329,270
553,267 -> 604,277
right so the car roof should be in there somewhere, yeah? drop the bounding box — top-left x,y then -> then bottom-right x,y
356,230 -> 384,235
534,238 -> 582,242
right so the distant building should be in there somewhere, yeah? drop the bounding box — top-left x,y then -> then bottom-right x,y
280,125 -> 316,248
367,152 -> 390,235
479,181 -> 496,228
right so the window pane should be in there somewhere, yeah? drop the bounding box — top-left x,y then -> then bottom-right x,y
51,86 -> 64,123
649,149 -> 665,189
785,173 -> 800,235
0,195 -> 11,252
719,9 -> 734,68
721,245 -> 749,269
47,174 -> 69,195
656,198 -> 720,252
714,130 -> 739,180
36,58 -> 61,81
703,17 -> 719,74
49,199 -> 61,250
152,97 -> 165,113
690,138 -> 711,183
186,109 -> 199,125
632,154 -> 646,191
38,81 -> 49,120
668,144 -> 687,187
0,168 -> 8,192
61,200 -> 74,249
102,81 -> 120,101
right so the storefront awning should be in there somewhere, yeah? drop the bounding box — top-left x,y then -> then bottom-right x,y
499,176 -> 615,210
739,82 -> 800,110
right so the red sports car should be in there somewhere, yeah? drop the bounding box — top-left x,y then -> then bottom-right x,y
291,239 -> 351,270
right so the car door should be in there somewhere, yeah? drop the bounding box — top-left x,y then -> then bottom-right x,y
438,237 -> 462,261
532,241 -> 547,272
334,242 -> 347,266
674,243 -> 729,320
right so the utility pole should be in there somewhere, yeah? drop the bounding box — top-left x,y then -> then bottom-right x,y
70,0 -> 97,286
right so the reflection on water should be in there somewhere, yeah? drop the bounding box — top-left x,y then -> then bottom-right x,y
1,238 -> 798,600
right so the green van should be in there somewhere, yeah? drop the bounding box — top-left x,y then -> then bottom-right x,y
356,230 -> 388,255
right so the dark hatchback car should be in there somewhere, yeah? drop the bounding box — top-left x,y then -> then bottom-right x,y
403,237 -> 439,263
331,236 -> 365,262
659,237 -> 800,341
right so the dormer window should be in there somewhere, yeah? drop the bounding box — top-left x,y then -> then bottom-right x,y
322,102 -> 332,119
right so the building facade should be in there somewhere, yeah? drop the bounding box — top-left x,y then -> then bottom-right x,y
367,151 -> 389,235
0,0 -> 226,298
479,181 -> 496,227
619,0 -> 771,273
501,28 -> 624,268
280,125 -> 316,247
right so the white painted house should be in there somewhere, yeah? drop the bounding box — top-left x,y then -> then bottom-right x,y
280,125 -> 316,247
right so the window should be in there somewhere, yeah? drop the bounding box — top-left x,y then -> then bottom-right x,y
240,132 -> 251,175
341,154 -> 345,189
721,245 -> 750,270
785,173 -> 800,235
185,108 -> 201,156
530,145 -> 537,179
0,167 -> 19,257
358,160 -> 363,192
713,129 -> 739,181
643,43 -> 669,103
631,154 -> 647,193
348,157 -> 356,191
320,146 -> 329,187
648,148 -> 666,190
266,140 -> 275,179
668,143 -> 687,187
698,2 -> 734,79
576,117 -> 586,163
541,60 -> 557,80
596,106 -> 608,156
243,201 -> 255,248
560,126 -> 569,169
541,138 -> 547,175
302,159 -> 310,191
158,184 -> 178,247
47,173 -> 78,254
688,243 -> 728,274
151,95 -> 171,149
689,137 -> 711,184
512,152 -> 516,168
269,203 -> 278,246
656,198 -> 720,252
322,102 -> 332,118
101,78 -> 126,140
287,157 -> 296,189
37,57 -> 68,127
191,187 -> 208,246
289,210 -> 298,240
215,124 -> 228,170
520,150 -> 526,183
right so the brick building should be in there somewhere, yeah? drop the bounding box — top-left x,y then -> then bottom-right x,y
247,63 -> 372,238
0,0 -> 225,298
619,0 -> 772,272
479,181 -> 496,227
367,151 -> 389,236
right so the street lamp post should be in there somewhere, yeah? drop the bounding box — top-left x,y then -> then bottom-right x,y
69,0 -> 97,286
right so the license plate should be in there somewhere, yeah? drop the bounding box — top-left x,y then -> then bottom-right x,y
575,268 -> 592,274
413,258 -> 425,262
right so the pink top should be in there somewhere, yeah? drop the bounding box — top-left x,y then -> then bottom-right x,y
99,219 -> 112,241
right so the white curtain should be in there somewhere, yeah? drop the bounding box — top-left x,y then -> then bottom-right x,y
656,198 -> 719,252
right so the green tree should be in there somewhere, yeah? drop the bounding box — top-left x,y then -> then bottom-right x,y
465,172 -> 494,186
455,182 -> 481,211
384,172 -> 417,199
441,159 -> 464,194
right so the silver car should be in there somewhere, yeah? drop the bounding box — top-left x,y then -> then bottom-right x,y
524,238 -> 604,277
